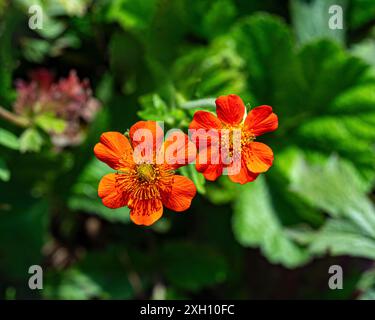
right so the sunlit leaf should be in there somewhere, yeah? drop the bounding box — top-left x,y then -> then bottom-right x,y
0,128 -> 20,150
290,156 -> 375,238
19,128 -> 44,153
35,112 -> 67,134
291,0 -> 347,45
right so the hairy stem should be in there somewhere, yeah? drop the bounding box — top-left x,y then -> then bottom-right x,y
180,98 -> 216,109
0,106 -> 30,127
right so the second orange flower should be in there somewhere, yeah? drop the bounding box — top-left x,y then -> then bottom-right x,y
189,94 -> 278,184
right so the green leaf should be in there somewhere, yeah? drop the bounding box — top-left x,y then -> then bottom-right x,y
349,0 -> 375,29
187,0 -> 237,40
232,14 -> 375,186
0,157 -> 10,181
231,13 -> 298,107
356,267 -> 375,300
292,61 -> 375,185
290,156 -> 375,238
160,241 -> 228,292
16,0 -> 93,17
313,219 -> 375,258
357,267 -> 375,290
359,290 -> 375,300
37,16 -> 66,39
0,128 -> 20,150
44,269 -> 103,300
270,148 -> 326,226
68,158 -> 130,223
351,39 -> 375,68
139,94 -> 169,121
295,40 -> 369,114
291,0 -> 347,45
49,34 -> 81,57
226,14 -> 375,269
21,38 -> 50,63
56,0 -> 92,17
106,0 -> 157,34
138,93 -> 189,127
19,128 -> 44,153
232,176 -> 310,268
292,219 -> 375,260
35,112 -> 67,134
172,37 -> 246,100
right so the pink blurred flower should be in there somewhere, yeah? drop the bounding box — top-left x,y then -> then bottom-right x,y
14,69 -> 101,147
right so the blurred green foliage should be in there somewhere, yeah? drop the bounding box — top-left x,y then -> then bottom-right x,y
1,0 -> 375,299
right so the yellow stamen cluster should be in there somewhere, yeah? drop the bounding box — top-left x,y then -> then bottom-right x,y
220,125 -> 255,158
241,129 -> 255,147
137,163 -> 158,183
117,163 -> 174,201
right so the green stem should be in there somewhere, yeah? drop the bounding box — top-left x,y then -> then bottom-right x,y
180,98 -> 216,109
0,106 -> 30,127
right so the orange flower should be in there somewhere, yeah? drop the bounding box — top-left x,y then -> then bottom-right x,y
189,94 -> 278,184
94,121 -> 197,226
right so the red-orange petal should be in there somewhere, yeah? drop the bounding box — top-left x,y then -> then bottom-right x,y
128,198 -> 163,226
228,159 -> 259,184
161,175 -> 196,212
202,164 -> 223,181
244,105 -> 278,136
244,142 -> 274,173
195,146 -> 223,181
189,110 -> 222,131
94,132 -> 133,170
189,111 -> 222,149
98,173 -> 128,209
196,144 -> 221,165
215,94 -> 246,126
129,121 -> 164,162
161,130 -> 196,170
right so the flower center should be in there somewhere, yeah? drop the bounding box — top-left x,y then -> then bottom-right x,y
241,129 -> 255,147
221,125 -> 255,154
137,163 -> 157,183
